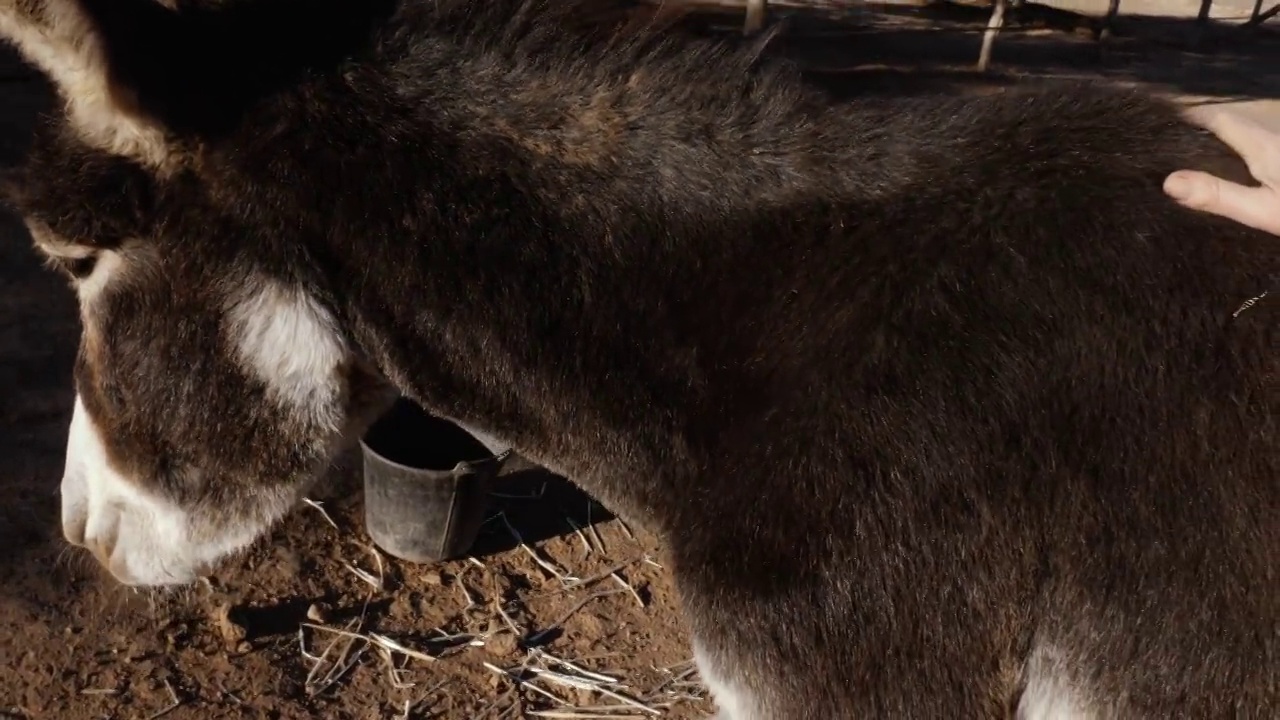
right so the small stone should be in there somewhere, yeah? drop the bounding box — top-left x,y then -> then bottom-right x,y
213,603 -> 247,644
484,632 -> 519,657
422,570 -> 443,586
305,603 -> 329,624
235,641 -> 252,654
391,594 -> 413,617
414,596 -> 434,615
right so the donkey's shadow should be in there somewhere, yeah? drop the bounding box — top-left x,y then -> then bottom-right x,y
470,460 -> 617,558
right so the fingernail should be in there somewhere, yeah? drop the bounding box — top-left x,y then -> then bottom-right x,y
1164,172 -> 1196,203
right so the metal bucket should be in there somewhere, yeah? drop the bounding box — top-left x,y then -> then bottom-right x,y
359,397 -> 507,563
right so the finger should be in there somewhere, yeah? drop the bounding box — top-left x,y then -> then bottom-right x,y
1186,108 -> 1280,186
1182,103 -> 1224,130
1164,170 -> 1280,236
1185,107 -> 1268,156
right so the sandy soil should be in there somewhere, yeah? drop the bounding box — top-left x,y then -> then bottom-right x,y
1,3 -> 1277,719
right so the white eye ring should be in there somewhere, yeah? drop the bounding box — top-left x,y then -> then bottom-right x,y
27,217 -> 94,259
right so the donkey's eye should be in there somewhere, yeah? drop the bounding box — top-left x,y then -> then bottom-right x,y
62,255 -> 98,279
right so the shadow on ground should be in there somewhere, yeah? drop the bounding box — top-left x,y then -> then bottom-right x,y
473,466 -> 617,558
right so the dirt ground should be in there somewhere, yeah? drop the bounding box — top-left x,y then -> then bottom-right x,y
1,3 -> 1278,719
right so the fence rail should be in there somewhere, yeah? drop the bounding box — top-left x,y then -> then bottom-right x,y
640,0 -> 1279,70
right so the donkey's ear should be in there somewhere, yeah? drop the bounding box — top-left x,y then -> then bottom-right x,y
3,0 -> 398,159
0,0 -> 179,168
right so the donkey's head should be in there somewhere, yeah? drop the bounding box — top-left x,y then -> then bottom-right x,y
1,0 -> 397,586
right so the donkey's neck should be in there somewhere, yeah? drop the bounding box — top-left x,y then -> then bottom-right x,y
223,0 -> 915,525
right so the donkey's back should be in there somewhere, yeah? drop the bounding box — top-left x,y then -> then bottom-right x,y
652,86 -> 1278,719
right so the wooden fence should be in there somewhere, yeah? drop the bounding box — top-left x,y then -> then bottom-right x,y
641,0 -> 1279,70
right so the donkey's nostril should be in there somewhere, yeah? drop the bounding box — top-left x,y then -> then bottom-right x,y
86,537 -> 114,566
62,515 -> 88,546
84,522 -> 120,568
60,469 -> 90,547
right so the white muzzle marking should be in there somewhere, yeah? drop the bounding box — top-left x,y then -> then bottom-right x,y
60,394 -> 290,586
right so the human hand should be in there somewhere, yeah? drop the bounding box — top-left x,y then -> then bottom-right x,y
1164,107 -> 1280,236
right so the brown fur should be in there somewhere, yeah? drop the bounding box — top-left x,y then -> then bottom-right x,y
0,0 -> 1276,717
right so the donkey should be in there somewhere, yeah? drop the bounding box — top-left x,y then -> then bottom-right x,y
0,0 -> 1275,717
